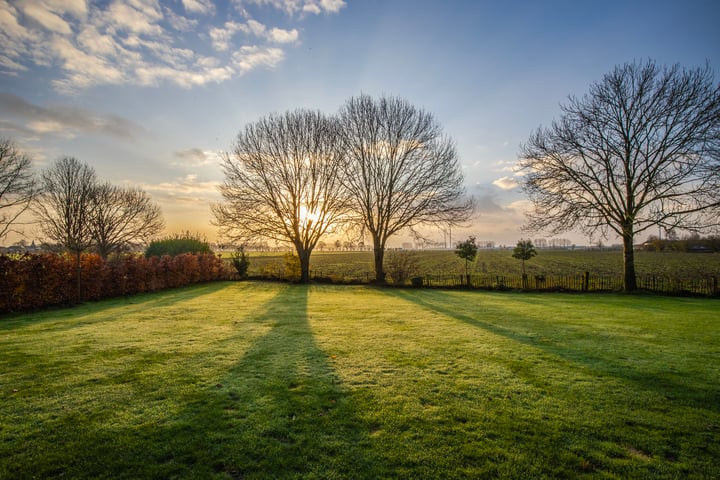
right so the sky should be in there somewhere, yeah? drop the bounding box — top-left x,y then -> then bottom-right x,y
1,0 -> 719,248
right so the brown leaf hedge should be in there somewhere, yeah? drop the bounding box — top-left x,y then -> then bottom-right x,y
0,253 -> 232,313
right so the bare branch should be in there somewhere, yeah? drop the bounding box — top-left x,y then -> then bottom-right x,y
90,183 -> 165,259
0,138 -> 38,239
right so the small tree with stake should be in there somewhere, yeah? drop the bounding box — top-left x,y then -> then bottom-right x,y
230,245 -> 250,280
455,236 -> 478,286
512,239 -> 537,288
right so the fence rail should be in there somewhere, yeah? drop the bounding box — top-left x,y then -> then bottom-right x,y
416,273 -> 719,296
307,270 -> 720,296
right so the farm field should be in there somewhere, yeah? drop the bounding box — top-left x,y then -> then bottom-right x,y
1,282 -> 718,478
241,248 -> 720,281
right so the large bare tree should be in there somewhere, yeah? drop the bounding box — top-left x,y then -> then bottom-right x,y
212,109 -> 350,283
520,60 -> 720,291
34,157 -> 97,300
339,94 -> 473,283
0,138 -> 38,240
90,182 -> 164,259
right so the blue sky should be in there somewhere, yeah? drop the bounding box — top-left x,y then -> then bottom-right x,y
1,0 -> 719,246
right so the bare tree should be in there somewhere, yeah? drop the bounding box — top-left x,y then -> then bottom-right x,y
0,138 -> 38,240
520,60 -> 720,291
90,182 -> 164,259
212,109 -> 350,283
34,157 -> 97,300
339,94 -> 473,283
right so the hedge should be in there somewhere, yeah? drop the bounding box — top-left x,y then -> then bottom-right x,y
0,253 -> 233,314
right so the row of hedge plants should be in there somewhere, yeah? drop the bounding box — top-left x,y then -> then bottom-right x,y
1,252 -> 233,314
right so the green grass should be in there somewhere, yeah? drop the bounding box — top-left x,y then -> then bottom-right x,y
1,282 -> 719,478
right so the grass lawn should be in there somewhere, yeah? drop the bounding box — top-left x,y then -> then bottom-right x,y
1,282 -> 718,479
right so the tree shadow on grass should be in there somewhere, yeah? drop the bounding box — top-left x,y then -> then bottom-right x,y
198,284 -> 379,478
1,284 -> 379,479
379,288 -> 720,414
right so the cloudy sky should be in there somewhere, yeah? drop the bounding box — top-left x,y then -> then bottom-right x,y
1,0 -> 718,247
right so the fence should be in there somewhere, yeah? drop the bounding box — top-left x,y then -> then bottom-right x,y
416,272 -> 719,296
305,270 -> 717,296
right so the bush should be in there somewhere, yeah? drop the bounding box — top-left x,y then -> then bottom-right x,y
145,231 -> 212,258
284,253 -> 301,282
386,250 -> 420,286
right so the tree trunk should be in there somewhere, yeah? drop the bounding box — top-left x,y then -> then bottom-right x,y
74,250 -> 82,303
297,248 -> 311,284
622,232 -> 637,292
373,245 -> 386,284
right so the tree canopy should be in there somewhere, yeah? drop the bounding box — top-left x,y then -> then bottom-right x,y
512,239 -> 537,277
455,236 -> 478,279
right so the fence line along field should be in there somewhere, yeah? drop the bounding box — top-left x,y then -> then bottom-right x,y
241,248 -> 720,284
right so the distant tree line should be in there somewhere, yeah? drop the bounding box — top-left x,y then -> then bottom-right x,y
641,234 -> 720,253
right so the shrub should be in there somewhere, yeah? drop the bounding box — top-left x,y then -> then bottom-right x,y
283,253 -> 301,282
145,231 -> 212,258
386,250 -> 420,286
230,246 -> 250,279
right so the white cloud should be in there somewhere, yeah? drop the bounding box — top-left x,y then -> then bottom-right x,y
22,3 -> 72,34
267,27 -> 298,43
182,0 -> 215,15
210,21 -> 243,51
237,0 -> 346,16
0,0 -> 343,92
492,176 -> 520,190
319,0 -> 346,13
244,19 -> 267,36
104,1 -> 163,35
164,8 -> 198,31
43,0 -> 88,19
0,55 -> 27,73
232,45 -> 284,73
0,3 -> 31,39
211,19 -> 287,51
